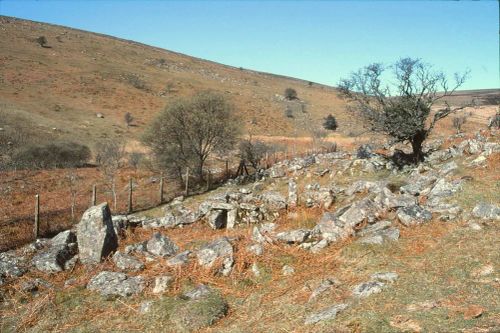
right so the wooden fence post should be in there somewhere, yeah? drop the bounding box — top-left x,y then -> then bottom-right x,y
265,152 -> 269,169
91,184 -> 97,206
34,194 -> 39,239
128,178 -> 133,214
184,167 -> 189,196
159,173 -> 164,204
225,160 -> 229,177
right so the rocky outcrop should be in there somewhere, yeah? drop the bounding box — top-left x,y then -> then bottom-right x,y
146,232 -> 179,257
197,237 -> 234,276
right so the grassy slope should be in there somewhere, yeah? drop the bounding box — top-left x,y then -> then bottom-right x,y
0,15 -> 356,151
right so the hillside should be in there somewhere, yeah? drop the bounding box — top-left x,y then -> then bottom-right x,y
0,16 -> 356,151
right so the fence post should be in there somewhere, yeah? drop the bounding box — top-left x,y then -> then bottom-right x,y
34,194 -> 39,239
265,152 -> 269,169
91,184 -> 97,206
159,173 -> 164,204
225,160 -> 229,177
184,167 -> 189,196
128,177 -> 133,214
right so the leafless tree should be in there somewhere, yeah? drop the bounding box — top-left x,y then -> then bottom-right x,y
95,140 -> 125,211
338,58 -> 469,162
66,169 -> 81,222
142,91 -> 240,183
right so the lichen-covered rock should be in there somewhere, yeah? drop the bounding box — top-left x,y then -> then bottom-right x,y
276,229 -> 310,244
166,250 -> 191,267
207,209 -> 227,229
146,232 -> 179,257
197,237 -> 234,276
152,275 -> 174,294
112,251 -> 144,272
397,205 -> 432,226
305,304 -> 348,325
87,271 -> 144,297
352,280 -> 385,298
0,251 -> 26,278
260,191 -> 287,211
32,244 -> 76,273
51,230 -> 77,247
288,179 -> 298,208
76,203 -> 118,265
472,202 -> 500,220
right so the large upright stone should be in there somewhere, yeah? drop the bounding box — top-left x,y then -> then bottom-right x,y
76,203 -> 118,265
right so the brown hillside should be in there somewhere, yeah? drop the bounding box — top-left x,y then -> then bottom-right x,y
0,16 -> 355,150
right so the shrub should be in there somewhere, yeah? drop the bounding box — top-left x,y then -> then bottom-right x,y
238,139 -> 270,169
452,115 -> 467,134
284,88 -> 298,100
323,114 -> 338,131
12,141 -> 90,169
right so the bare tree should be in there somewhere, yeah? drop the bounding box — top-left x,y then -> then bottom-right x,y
66,169 -> 81,222
238,138 -> 270,170
338,58 -> 469,162
95,140 -> 125,211
142,91 -> 240,183
124,112 -> 134,129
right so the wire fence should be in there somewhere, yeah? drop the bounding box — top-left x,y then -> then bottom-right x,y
0,149 -> 317,252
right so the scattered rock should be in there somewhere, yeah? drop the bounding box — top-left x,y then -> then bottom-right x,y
305,303 -> 348,325
471,264 -> 494,278
371,272 -> 398,283
309,278 -> 337,302
472,202 -> 500,220
352,280 -> 385,298
146,232 -> 179,257
112,251 -> 144,272
139,300 -> 154,314
397,205 -> 432,226
0,252 -> 26,278
32,244 -> 76,273
260,191 -> 287,211
276,229 -> 310,244
247,243 -> 264,256
51,230 -> 77,247
87,271 -> 144,297
76,203 -> 118,265
166,250 -> 191,267
197,237 -> 234,276
152,275 -> 174,294
182,284 -> 212,300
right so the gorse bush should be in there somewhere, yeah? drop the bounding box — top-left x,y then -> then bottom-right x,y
12,141 -> 90,169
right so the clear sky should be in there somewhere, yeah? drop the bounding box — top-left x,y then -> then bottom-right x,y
1,0 -> 498,90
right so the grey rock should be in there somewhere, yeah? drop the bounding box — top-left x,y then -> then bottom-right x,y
112,252 -> 144,272
310,239 -> 330,253
260,191 -> 287,211
439,161 -> 458,175
345,180 -> 386,196
313,212 -> 353,242
87,271 -> 144,297
375,188 -> 417,209
352,280 -> 385,298
305,304 -> 348,325
146,232 -> 179,257
166,250 -> 191,267
207,209 -> 227,229
21,278 -> 52,293
472,202 -> 500,220
338,197 -> 382,226
124,241 -> 147,254
428,178 -> 462,199
76,203 -> 118,265
270,166 -> 285,178
397,205 -> 432,226
0,251 -> 26,278
276,229 -> 310,244
32,244 -> 76,273
51,230 -> 76,247
152,275 -> 174,294
309,278 -> 337,302
356,220 -> 392,237
197,237 -> 234,276
371,272 -> 399,283
247,243 -> 264,256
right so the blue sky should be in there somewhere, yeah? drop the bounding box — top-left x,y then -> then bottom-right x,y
1,1 -> 498,90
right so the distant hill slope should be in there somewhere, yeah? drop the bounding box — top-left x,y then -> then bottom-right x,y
0,16 -> 497,152
0,16 -> 354,149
